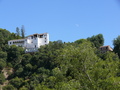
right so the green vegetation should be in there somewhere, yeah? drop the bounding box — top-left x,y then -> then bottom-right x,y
113,35 -> 120,58
0,28 -> 120,89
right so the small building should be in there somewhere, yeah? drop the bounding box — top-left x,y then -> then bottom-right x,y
99,45 -> 113,53
8,33 -> 49,53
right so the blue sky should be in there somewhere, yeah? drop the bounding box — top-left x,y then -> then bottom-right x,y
0,0 -> 120,47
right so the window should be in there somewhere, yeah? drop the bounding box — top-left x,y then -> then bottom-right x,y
45,41 -> 46,43
10,42 -> 11,44
34,35 -> 37,40
40,35 -> 43,38
44,35 -> 47,37
35,45 -> 36,48
31,36 -> 33,39
34,35 -> 37,38
106,47 -> 108,49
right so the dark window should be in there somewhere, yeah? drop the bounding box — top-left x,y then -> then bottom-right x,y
34,35 -> 37,40
40,35 -> 43,38
44,35 -> 47,38
35,45 -> 36,48
10,42 -> 11,44
31,36 -> 33,39
34,35 -> 37,38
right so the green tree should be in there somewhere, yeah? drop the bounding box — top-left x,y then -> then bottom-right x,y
9,77 -> 23,88
21,25 -> 25,38
37,67 -> 50,75
0,51 -> 7,61
19,86 -> 28,90
25,63 -> 32,71
1,44 -> 9,52
74,39 -> 87,44
2,85 -> 16,90
36,41 -> 65,70
35,84 -> 53,90
87,34 -> 104,48
16,27 -> 21,39
10,33 -> 17,40
54,41 -> 99,89
55,80 -> 80,90
0,51 -> 7,70
0,33 -> 5,46
0,28 -> 11,47
15,67 -> 23,76
90,52 -> 120,89
113,35 -> 120,58
7,45 -> 24,67
45,76 -> 56,88
16,27 -> 20,36
0,73 -> 5,84
0,59 -> 6,70
52,67 -> 64,82
21,53 -> 32,66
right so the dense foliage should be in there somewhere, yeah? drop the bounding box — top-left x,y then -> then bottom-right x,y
0,28 -> 120,90
87,34 -> 104,48
113,35 -> 120,58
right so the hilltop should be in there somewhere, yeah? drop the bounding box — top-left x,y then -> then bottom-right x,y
0,28 -> 120,90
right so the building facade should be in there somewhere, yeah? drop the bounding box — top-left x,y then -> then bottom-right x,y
99,45 -> 113,53
8,33 -> 49,53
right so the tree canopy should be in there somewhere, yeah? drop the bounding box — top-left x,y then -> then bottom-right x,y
87,34 -> 104,48
0,28 -> 120,89
113,35 -> 120,58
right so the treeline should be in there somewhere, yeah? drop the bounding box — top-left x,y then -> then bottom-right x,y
0,28 -> 120,90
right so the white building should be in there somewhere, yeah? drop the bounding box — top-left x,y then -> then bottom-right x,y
8,33 -> 49,53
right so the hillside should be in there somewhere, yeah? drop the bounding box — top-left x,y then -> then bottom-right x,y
0,28 -> 120,90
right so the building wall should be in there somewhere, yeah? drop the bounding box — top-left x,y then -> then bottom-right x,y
8,33 -> 49,53
37,33 -> 49,47
8,39 -> 25,47
99,45 -> 113,53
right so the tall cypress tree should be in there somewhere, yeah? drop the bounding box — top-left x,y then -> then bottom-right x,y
16,27 -> 20,36
21,25 -> 25,38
